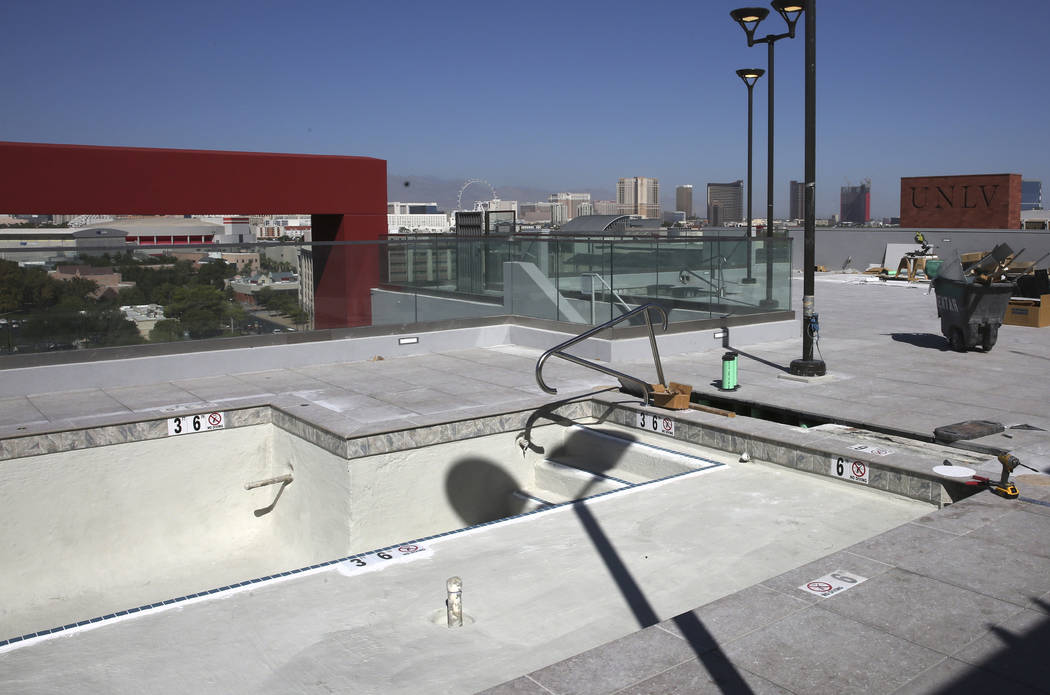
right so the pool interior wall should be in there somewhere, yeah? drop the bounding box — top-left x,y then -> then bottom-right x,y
1,424 -> 351,639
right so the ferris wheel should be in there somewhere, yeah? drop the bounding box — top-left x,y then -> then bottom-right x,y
457,178 -> 497,211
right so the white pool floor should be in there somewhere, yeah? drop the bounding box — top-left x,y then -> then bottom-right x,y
0,449 -> 933,694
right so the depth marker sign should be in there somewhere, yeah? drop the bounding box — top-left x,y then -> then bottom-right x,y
799,570 -> 868,598
167,412 -> 226,436
636,412 -> 675,437
336,544 -> 431,577
830,456 -> 869,484
849,443 -> 895,456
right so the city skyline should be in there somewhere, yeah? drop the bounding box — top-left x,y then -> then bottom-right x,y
2,0 -> 1047,221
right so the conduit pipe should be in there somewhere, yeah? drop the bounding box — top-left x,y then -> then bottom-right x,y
244,473 -> 293,490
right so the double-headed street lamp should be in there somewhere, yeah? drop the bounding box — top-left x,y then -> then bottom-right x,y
732,1 -> 824,376
731,2 -> 803,308
736,68 -> 764,285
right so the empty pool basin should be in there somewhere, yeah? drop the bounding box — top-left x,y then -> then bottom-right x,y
0,419 -> 726,640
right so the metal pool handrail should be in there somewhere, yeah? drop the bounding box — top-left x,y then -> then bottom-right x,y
535,303 -> 668,402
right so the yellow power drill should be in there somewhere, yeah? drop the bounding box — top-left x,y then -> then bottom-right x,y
968,452 -> 1037,499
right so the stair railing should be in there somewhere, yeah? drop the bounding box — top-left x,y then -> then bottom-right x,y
535,303 -> 668,403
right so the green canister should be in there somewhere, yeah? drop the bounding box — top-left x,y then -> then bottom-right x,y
721,351 -> 739,391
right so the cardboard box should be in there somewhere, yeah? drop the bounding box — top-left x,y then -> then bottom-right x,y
651,382 -> 692,410
1004,294 -> 1050,328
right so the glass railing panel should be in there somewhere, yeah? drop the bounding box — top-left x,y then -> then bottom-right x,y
0,234 -> 793,362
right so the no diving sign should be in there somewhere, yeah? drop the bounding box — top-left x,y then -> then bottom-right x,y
799,570 -> 868,598
830,456 -> 869,484
167,411 -> 226,436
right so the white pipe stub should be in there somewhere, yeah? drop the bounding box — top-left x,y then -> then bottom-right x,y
446,576 -> 463,628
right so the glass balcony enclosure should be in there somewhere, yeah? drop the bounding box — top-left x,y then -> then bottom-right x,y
0,233 -> 791,361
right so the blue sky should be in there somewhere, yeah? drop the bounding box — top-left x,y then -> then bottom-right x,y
2,0 -> 1047,219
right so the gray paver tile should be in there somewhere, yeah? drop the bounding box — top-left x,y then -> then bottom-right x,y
721,606 -> 944,695
656,584 -> 809,650
759,550 -> 894,605
820,568 -> 1024,655
320,371 -> 417,395
884,532 -> 1050,610
468,366 -> 540,388
171,374 -> 271,401
26,389 -> 130,420
232,369 -> 330,392
891,657 -> 1044,695
847,521 -> 959,567
617,651 -> 790,695
342,403 -> 417,424
0,396 -> 47,426
526,625 -> 696,695
476,676 -> 553,695
372,387 -> 486,415
951,608 -> 1050,693
1017,478 -> 1050,504
297,390 -> 386,414
102,382 -> 204,411
970,508 -> 1050,560
909,491 -> 1018,535
425,377 -> 516,397
1038,593 -> 1050,616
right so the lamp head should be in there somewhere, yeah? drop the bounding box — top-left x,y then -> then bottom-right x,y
730,7 -> 769,44
736,68 -> 765,88
771,0 -> 804,36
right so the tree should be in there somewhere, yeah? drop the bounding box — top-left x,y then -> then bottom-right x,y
164,285 -> 228,339
85,309 -> 144,347
117,286 -> 147,306
150,319 -> 184,343
197,259 -> 236,290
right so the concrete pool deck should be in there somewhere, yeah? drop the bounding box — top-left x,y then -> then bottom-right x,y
1,272 -> 1049,693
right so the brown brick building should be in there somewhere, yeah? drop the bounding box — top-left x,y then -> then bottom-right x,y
900,174 -> 1021,229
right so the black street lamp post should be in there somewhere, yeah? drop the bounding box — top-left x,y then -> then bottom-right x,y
732,2 -> 824,375
731,2 -> 803,309
736,68 -> 764,286
790,0 -> 825,375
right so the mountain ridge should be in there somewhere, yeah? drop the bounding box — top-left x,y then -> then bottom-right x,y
388,174 -> 616,212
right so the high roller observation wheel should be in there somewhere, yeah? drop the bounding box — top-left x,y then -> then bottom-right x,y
457,178 -> 497,211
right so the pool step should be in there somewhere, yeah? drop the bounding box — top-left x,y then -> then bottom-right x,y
514,459 -> 621,510
510,489 -> 556,513
549,425 -> 713,483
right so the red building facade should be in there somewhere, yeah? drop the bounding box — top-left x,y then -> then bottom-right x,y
900,174 -> 1021,229
0,141 -> 386,328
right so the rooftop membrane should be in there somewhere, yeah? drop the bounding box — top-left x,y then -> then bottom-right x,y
1,273 -> 1048,693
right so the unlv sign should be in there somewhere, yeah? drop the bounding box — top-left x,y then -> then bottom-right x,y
909,184 -> 999,209
901,174 -> 1021,229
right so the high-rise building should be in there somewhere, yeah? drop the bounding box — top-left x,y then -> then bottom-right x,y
617,177 -> 660,218
519,202 -> 555,223
388,202 -> 440,214
675,185 -> 694,219
476,199 -> 518,215
789,180 -> 805,220
706,181 -> 743,225
548,192 -> 592,221
840,180 -> 871,224
594,200 -> 619,215
1022,180 -> 1043,211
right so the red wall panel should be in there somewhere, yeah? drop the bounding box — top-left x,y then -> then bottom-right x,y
0,141 -> 388,327
0,141 -> 385,215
